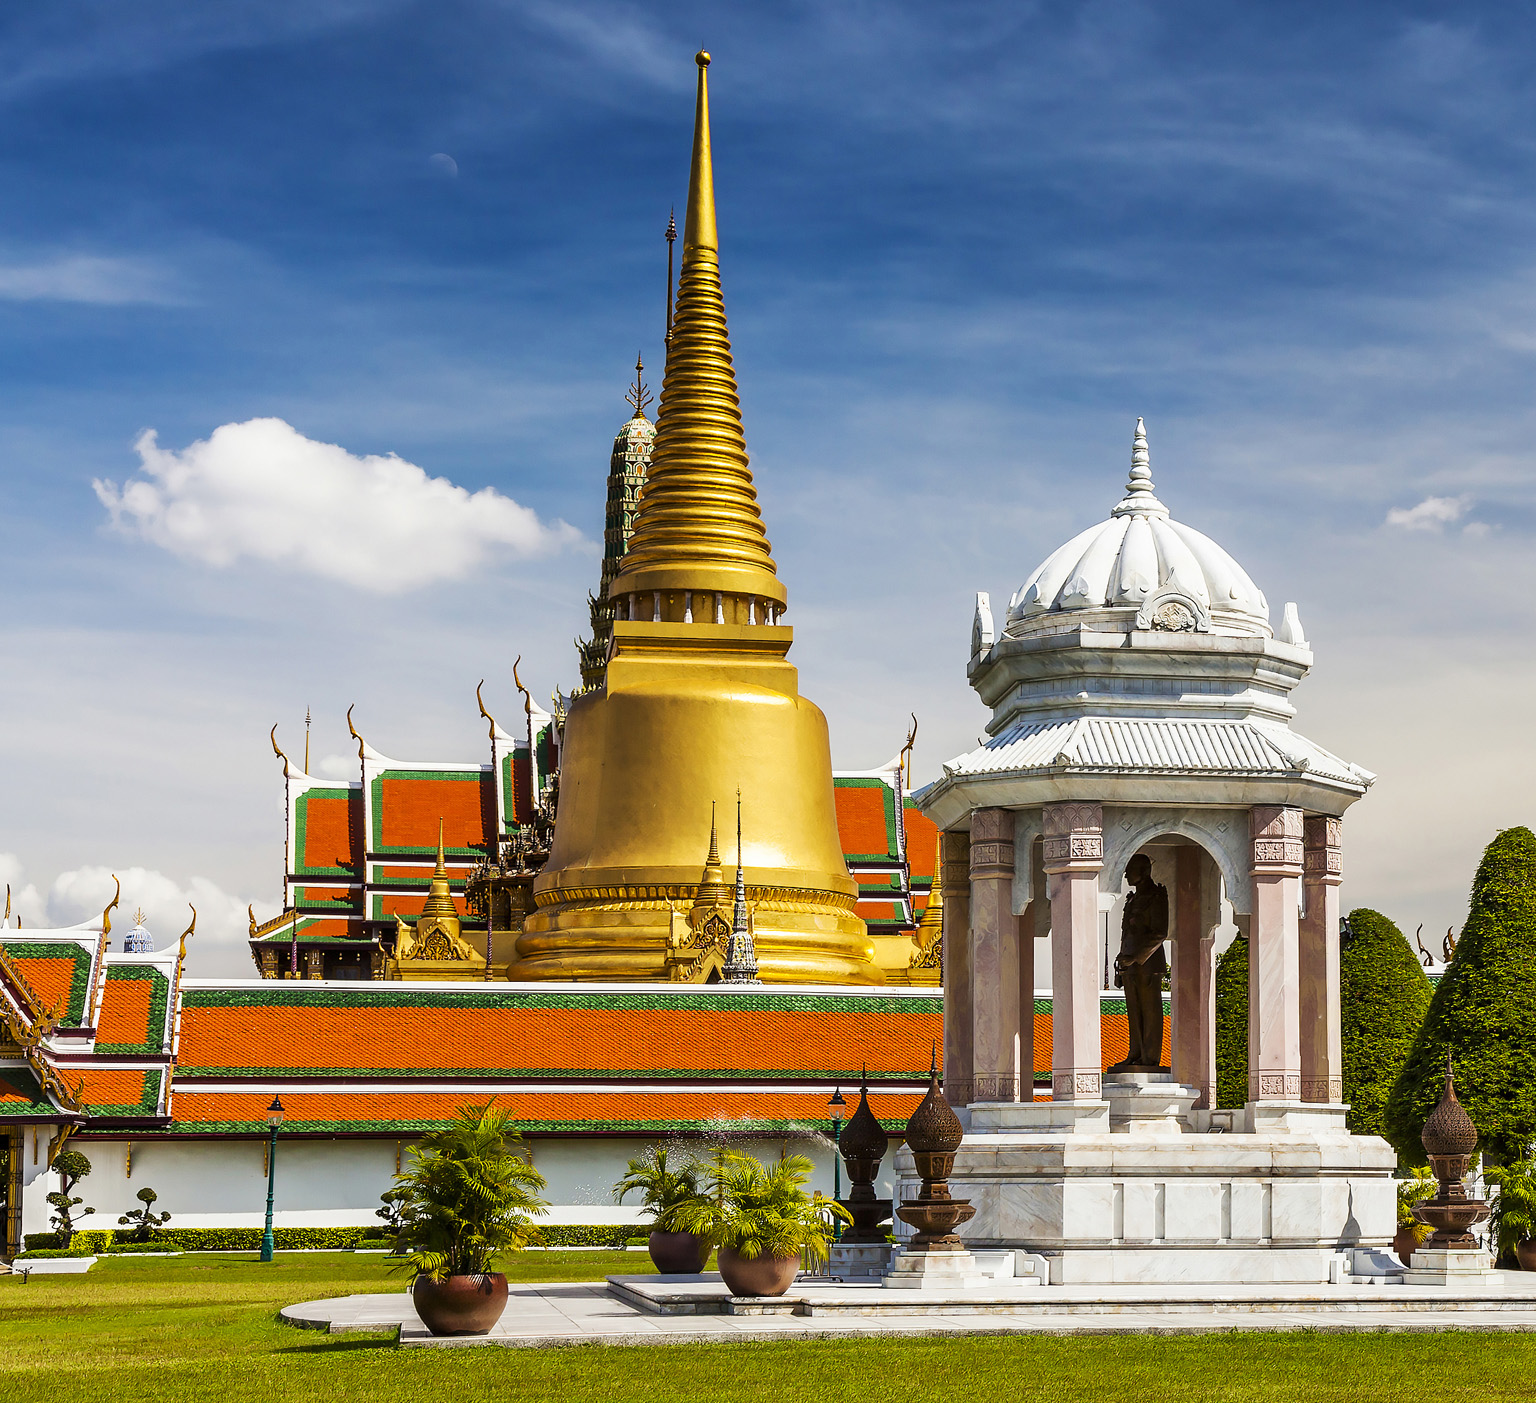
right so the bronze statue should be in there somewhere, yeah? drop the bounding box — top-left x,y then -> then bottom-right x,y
1108,853 -> 1168,1072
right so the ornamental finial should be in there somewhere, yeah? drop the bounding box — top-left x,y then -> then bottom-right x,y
1128,417 -> 1153,495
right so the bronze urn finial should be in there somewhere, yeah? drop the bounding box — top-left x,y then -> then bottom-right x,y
837,1065 -> 894,1243
1414,1053 -> 1490,1251
895,1042 -> 974,1252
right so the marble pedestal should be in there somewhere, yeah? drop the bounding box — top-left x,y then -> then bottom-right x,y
895,1101 -> 1397,1286
1102,1073 -> 1200,1133
827,1243 -> 893,1281
883,1248 -> 994,1290
1403,1247 -> 1497,1287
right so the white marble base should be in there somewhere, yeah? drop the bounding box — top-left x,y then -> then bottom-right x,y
1403,1248 -> 1497,1287
884,1248 -> 995,1290
1246,1101 -> 1351,1133
968,1100 -> 1110,1133
1102,1074 -> 1200,1133
827,1243 -> 893,1281
18,1255 -> 96,1274
892,1120 -> 1398,1286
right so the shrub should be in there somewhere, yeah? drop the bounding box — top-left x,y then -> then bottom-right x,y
69,1229 -> 114,1255
117,1186 -> 171,1242
1340,909 -> 1434,1138
15,1247 -> 94,1260
1396,1167 -> 1434,1247
1486,1159 -> 1536,1265
102,1240 -> 178,1254
614,1145 -> 708,1232
1385,828 -> 1536,1164
46,1148 -> 95,1243
394,1101 -> 548,1281
671,1149 -> 849,1269
1214,933 -> 1248,1109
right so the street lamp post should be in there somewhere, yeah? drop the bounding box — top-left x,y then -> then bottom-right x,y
260,1096 -> 285,1263
827,1088 -> 846,1243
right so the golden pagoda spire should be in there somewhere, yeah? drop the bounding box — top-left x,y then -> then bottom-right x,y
610,51 -> 785,615
419,819 -> 458,920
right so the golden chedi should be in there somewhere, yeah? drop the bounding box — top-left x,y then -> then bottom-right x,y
510,52 -> 877,984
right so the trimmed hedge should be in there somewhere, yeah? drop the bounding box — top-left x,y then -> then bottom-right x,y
1214,933 -> 1249,1109
24,1223 -> 642,1255
1386,827 -> 1536,1164
1340,908 -> 1433,1139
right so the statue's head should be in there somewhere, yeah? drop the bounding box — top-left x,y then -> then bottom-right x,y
1125,853 -> 1153,886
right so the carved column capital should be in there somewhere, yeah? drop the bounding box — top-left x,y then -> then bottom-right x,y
1250,805 -> 1303,876
1041,801 -> 1104,875
969,807 -> 1015,880
940,830 -> 972,890
1303,815 -> 1343,885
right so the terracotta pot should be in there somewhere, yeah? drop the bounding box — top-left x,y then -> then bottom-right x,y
648,1230 -> 711,1274
716,1245 -> 799,1297
1391,1227 -> 1420,1264
1516,1240 -> 1536,1272
411,1272 -> 508,1336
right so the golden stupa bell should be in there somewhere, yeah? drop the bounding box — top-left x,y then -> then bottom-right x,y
510,52 -> 876,984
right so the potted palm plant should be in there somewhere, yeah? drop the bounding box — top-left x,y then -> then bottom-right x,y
1393,1167 -> 1434,1263
1486,1159 -> 1536,1270
614,1145 -> 712,1274
672,1149 -> 850,1298
394,1101 -> 548,1336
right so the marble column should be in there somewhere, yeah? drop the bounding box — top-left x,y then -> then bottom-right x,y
940,829 -> 974,1103
1300,816 -> 1344,1104
1248,806 -> 1303,1102
969,808 -> 1021,1102
1170,846 -> 1218,1110
1043,801 -> 1104,1102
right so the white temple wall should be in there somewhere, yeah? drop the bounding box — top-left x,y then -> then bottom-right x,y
20,1133 -> 907,1235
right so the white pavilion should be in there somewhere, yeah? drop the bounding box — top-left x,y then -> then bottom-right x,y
914,419 -> 1397,1285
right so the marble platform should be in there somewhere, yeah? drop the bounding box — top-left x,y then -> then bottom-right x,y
900,1090 -> 1400,1285
280,1273 -> 1536,1348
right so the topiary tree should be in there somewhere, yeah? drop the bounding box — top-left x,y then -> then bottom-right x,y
1385,827 -> 1536,1164
117,1186 -> 171,1242
46,1147 -> 94,1246
1340,909 -> 1433,1138
1214,933 -> 1248,1109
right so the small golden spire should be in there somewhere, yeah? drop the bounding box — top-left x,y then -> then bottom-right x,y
304,706 -> 311,775
706,801 -> 720,867
435,818 -> 447,877
610,50 -> 786,611
419,819 -> 459,921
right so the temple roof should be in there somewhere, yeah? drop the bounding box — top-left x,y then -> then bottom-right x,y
1007,420 -> 1271,640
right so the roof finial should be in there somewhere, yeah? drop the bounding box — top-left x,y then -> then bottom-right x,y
625,352 -> 653,419
435,818 -> 447,878
303,705 -> 311,775
665,208 -> 677,345
706,801 -> 720,867
1128,417 -> 1152,495
1111,416 -> 1168,519
722,786 -> 760,983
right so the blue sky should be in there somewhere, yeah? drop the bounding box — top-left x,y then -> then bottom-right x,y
0,1 -> 1531,972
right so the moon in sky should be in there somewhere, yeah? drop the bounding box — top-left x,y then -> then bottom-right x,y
429,153 -> 458,178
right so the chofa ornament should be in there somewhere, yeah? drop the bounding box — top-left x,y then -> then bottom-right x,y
1413,1055 -> 1490,1250
894,1045 -> 974,1251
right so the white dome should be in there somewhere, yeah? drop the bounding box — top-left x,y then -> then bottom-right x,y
1007,419 -> 1270,638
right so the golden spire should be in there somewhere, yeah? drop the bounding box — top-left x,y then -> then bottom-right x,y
610,51 -> 786,611
691,802 -> 727,914
420,819 -> 458,920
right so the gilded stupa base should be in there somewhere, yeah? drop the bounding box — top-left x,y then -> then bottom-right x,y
510,883 -> 877,985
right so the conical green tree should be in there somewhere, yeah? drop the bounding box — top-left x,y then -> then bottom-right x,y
1214,933 -> 1248,1109
1385,827 -> 1536,1164
1339,908 -> 1433,1138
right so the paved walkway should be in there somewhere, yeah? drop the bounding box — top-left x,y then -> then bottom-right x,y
281,1274 -> 1536,1348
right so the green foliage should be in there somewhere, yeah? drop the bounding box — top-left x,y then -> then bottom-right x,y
1396,1167 -> 1434,1242
613,1144 -> 709,1232
22,1222 -> 639,1255
392,1100 -> 548,1281
1214,933 -> 1249,1109
1385,827 -> 1536,1164
102,1240 -> 179,1254
117,1185 -> 172,1242
1486,1159 -> 1536,1261
670,1149 -> 849,1269
15,1247 -> 95,1260
1340,909 -> 1434,1138
70,1229 -> 114,1255
375,1187 -> 410,1231
46,1146 -> 95,1243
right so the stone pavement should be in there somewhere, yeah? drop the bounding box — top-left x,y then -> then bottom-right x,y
280,1273 -> 1536,1348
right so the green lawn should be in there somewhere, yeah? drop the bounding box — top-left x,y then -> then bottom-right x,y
2,1250 -> 1534,1403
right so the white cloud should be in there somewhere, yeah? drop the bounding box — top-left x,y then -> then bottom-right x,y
0,255 -> 175,305
1385,494 -> 1471,530
0,855 -> 279,978
93,417 -> 581,593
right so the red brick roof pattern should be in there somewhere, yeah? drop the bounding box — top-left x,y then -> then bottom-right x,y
296,792 -> 359,873
96,977 -> 154,1051
168,1088 -> 925,1134
176,999 -> 944,1079
375,775 -> 490,851
834,783 -> 898,862
904,805 -> 938,883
